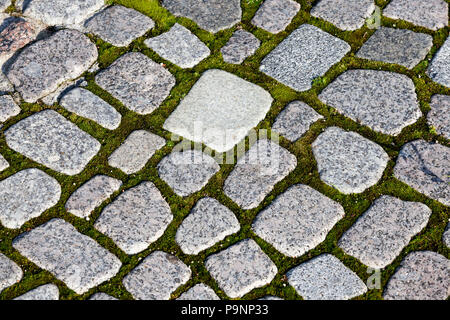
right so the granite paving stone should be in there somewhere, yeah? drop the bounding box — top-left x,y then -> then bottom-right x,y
443,222 -> 450,248
0,0 -> 10,12
0,71 -> 13,93
0,17 -> 38,65
177,284 -> 220,300
221,29 -> 260,64
251,0 -> 300,34
89,292 -> 118,300
14,284 -> 59,300
0,253 -> 22,293
428,94 -> 450,139
0,153 -> 8,171
0,94 -> 20,123
427,37 -> 450,88
259,296 -> 283,300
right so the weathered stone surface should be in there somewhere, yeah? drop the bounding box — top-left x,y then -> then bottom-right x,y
177,284 -> 220,300
176,197 -> 240,254
312,127 -> 389,194
5,110 -> 101,175
339,196 -> 432,269
0,253 -> 22,293
253,184 -> 344,258
123,251 -> 191,300
427,37 -> 450,88
0,153 -> 8,171
0,71 -> 13,93
260,24 -> 350,92
5,29 -> 97,103
0,19 -> 36,60
161,0 -> 242,33
272,101 -> 323,141
251,0 -> 300,34
287,254 -> 367,300
0,0 -> 10,12
163,69 -> 273,152
443,222 -> 450,248
66,175 -> 122,218
59,88 -> 122,130
428,95 -> 450,139
205,239 -> 277,298
145,23 -> 210,68
221,29 -> 260,64
384,251 -> 449,300
108,130 -> 166,174
394,140 -> 450,206
96,52 -> 175,115
89,292 -> 118,300
94,182 -> 173,255
356,27 -> 433,69
224,139 -> 297,209
12,218 -> 121,294
157,150 -> 220,197
85,5 -> 155,47
0,94 -> 20,123
14,284 -> 59,300
0,168 -> 61,229
311,0 -> 375,31
259,295 -> 283,300
383,0 -> 448,31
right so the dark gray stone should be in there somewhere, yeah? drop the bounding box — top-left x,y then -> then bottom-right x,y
428,94 -> 450,139
177,284 -> 220,300
221,29 -> 260,64
0,253 -> 22,293
427,37 -> 450,88
14,284 -> 59,300
0,95 -> 20,123
251,0 -> 300,34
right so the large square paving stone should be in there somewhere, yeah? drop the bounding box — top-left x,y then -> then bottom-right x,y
177,283 -> 220,300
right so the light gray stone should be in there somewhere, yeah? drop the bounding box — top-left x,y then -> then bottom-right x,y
144,23 -> 210,68
356,27 -> 433,69
0,168 -> 61,229
96,52 -> 175,115
312,127 -> 389,194
383,0 -> 448,31
205,239 -> 278,298
108,130 -> 166,174
384,251 -> 449,300
14,284 -> 59,300
339,196 -> 432,269
0,153 -> 8,171
394,140 -> 449,206
66,175 -> 122,218
287,254 -> 367,300
0,71 -> 13,93
427,37 -> 450,88
253,184 -> 345,258
443,222 -> 450,248
259,295 -> 283,300
5,110 -> 101,175
163,69 -> 273,152
177,284 -> 220,300
5,29 -> 98,103
123,251 -> 191,300
0,95 -> 20,123
41,77 -> 87,106
157,150 -> 220,197
221,29 -> 260,64
0,0 -> 10,12
85,5 -> 155,47
272,101 -> 323,141
161,0 -> 242,33
260,24 -> 350,92
89,292 -> 118,300
319,70 -> 421,136
59,87 -> 122,130
251,0 -> 300,34
176,197 -> 240,254
428,95 -> 450,139
12,218 -> 122,295
0,253 -> 22,293
94,182 -> 173,255
224,139 -> 297,209
311,0 -> 375,31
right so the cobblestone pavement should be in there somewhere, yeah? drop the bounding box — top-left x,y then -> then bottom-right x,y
0,0 -> 448,300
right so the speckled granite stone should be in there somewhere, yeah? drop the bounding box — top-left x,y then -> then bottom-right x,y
0,71 -> 13,93
89,292 -> 118,300
443,223 -> 450,248
221,29 -> 260,64
0,95 -> 20,123
14,284 -> 59,300
0,18 -> 37,63
0,0 -> 10,12
177,284 -> 220,300
427,37 -> 450,88
428,94 -> 450,139
0,154 -> 8,171
0,253 -> 22,293
251,0 -> 300,34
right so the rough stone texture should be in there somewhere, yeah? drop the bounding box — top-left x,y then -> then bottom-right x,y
287,254 -> 367,300
443,222 -> 450,248
0,153 -> 8,171
319,70 -> 420,136
0,19 -> 36,60
163,69 -> 273,152
0,0 -> 10,11
89,292 -> 118,300
0,168 -> 61,229
251,0 -> 300,34
175,197 -> 240,254
66,175 -> 122,219
427,37 -> 450,88
85,5 -> 155,47
394,140 -> 450,206
14,284 -> 59,300
123,251 -> 191,300
356,27 -> 433,69
12,218 -> 122,295
96,52 -> 175,115
259,295 -> 283,300
144,23 -> 210,68
0,71 -> 13,93
312,127 -> 389,194
260,24 -> 350,92
272,101 -> 323,142
5,29 -> 98,103
161,0 -> 242,33
205,239 -> 278,298
157,150 -> 220,197
428,95 -> 450,139
383,0 -> 448,31
5,110 -> 101,175
311,0 -> 375,31
339,196 -> 432,269
59,87 -> 122,130
224,139 -> 297,209
108,130 -> 166,174
0,253 -> 22,293
253,184 -> 345,258
384,251 -> 449,300
177,284 -> 220,300
0,94 -> 20,123
221,29 -> 260,64
94,182 -> 173,255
